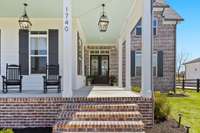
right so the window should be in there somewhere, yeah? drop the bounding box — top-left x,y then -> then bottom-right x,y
135,20 -> 142,35
135,51 -> 157,76
135,51 -> 142,76
153,18 -> 158,35
30,31 -> 48,74
135,18 -> 158,36
153,53 -> 157,76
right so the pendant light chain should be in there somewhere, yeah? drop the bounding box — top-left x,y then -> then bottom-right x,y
77,0 -> 112,18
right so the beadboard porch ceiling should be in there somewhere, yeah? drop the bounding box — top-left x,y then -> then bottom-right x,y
0,0 -> 135,43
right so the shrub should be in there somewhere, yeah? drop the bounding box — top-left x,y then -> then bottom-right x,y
109,76 -> 117,86
154,92 -> 170,122
131,86 -> 141,93
0,129 -> 14,133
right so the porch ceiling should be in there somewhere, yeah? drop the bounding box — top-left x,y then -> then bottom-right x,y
72,0 -> 134,44
0,0 -> 135,44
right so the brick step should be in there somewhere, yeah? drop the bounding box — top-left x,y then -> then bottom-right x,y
62,103 -> 139,111
53,120 -> 144,132
58,111 -> 142,121
64,97 -> 143,104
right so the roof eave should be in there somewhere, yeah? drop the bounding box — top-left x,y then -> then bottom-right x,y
153,5 -> 170,9
164,18 -> 184,22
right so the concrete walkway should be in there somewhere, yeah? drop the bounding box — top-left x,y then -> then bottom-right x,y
73,86 -> 140,97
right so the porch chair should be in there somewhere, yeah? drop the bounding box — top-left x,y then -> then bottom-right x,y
43,65 -> 61,93
2,64 -> 23,93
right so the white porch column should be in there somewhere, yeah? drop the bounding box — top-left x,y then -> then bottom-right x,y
118,40 -> 123,88
62,0 -> 73,97
141,0 -> 153,97
125,33 -> 131,90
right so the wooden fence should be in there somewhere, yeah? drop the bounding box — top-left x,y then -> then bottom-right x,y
176,79 -> 200,92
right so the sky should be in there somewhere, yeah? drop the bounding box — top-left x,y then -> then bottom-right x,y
166,0 -> 200,60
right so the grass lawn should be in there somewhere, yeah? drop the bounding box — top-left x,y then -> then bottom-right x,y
167,89 -> 200,133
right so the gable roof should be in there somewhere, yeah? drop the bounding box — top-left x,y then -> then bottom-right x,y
184,58 -> 200,65
153,0 -> 184,22
163,7 -> 184,21
153,0 -> 169,8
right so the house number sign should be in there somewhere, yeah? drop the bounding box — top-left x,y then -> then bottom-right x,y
64,7 -> 69,32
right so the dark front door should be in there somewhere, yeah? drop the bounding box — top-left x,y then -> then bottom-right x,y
90,55 -> 109,84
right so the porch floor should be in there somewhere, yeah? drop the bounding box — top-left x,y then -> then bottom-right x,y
73,86 -> 140,97
0,86 -> 140,98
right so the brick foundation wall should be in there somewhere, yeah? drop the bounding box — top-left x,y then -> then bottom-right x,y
0,98 -> 66,128
0,97 -> 153,129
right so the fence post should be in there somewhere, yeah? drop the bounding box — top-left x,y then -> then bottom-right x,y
182,78 -> 185,90
197,79 -> 200,92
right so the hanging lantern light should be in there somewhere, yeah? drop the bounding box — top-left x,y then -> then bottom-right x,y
18,3 -> 32,31
98,4 -> 109,32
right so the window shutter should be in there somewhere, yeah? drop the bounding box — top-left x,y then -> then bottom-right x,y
19,30 -> 29,75
157,51 -> 163,77
131,51 -> 135,77
0,30 -> 1,75
48,29 -> 59,66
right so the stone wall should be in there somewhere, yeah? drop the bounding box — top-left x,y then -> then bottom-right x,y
126,11 -> 176,92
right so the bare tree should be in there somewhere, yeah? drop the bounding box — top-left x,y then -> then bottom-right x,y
176,52 -> 189,81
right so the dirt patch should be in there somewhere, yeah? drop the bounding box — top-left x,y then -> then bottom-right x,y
168,93 -> 188,97
146,119 -> 186,133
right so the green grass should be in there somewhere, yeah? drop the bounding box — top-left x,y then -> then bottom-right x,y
167,89 -> 200,133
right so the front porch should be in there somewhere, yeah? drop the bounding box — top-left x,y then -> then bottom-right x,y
0,0 -> 155,131
0,0 -> 153,98
0,86 -> 140,98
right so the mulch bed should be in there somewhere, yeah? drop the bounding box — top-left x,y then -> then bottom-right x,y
13,128 -> 52,133
146,119 -> 186,133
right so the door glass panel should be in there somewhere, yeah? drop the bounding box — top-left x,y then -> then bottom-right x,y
91,56 -> 99,76
101,56 -> 109,76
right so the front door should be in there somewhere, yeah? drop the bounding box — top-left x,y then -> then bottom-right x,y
90,55 -> 109,84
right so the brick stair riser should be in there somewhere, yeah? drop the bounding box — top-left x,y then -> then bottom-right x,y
58,112 -> 142,121
59,117 -> 142,121
63,97 -> 151,104
62,104 -> 139,112
54,128 -> 144,132
53,132 -> 145,133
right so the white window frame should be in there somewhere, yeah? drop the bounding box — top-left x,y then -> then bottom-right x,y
135,18 -> 158,36
152,51 -> 158,76
135,51 -> 142,76
135,51 -> 158,77
29,31 -> 49,75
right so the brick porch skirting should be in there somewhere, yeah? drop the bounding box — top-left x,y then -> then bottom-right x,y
0,97 -> 153,129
